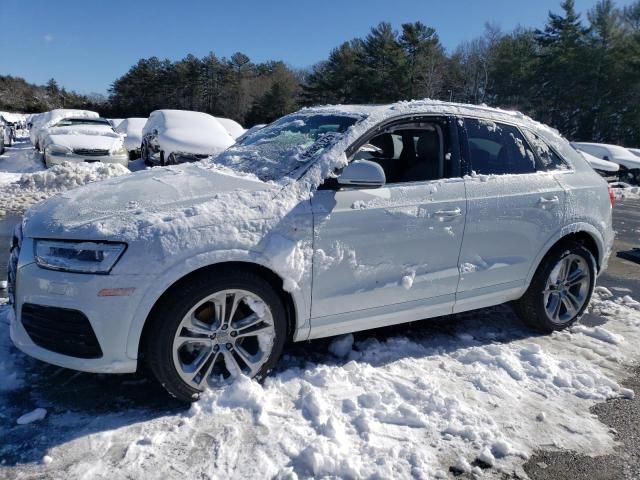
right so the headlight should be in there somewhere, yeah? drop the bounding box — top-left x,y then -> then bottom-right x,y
111,145 -> 128,156
46,145 -> 72,156
34,240 -> 126,274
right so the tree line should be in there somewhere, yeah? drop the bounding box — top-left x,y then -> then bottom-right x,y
2,0 -> 640,146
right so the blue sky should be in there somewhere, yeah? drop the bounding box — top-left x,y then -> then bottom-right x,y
0,0 -> 635,94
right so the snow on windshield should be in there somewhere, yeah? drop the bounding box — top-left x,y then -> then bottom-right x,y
212,114 -> 361,182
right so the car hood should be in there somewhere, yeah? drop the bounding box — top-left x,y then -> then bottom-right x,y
23,163 -> 276,241
45,130 -> 123,151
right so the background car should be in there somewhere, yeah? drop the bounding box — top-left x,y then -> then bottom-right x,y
41,116 -> 128,168
576,149 -> 619,177
0,114 -> 17,147
141,109 -> 235,166
30,109 -> 99,151
215,117 -> 246,139
628,148 -> 640,157
573,142 -> 640,184
114,117 -> 147,159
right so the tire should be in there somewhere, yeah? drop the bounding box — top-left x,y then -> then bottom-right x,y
142,143 -> 152,166
145,269 -> 288,402
513,241 -> 595,332
159,150 -> 165,166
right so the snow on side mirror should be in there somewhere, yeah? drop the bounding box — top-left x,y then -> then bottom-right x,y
338,160 -> 386,188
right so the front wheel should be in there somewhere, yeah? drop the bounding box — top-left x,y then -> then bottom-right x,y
514,241 -> 595,332
145,270 -> 288,402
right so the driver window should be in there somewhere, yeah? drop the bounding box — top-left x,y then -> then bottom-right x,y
353,121 -> 451,183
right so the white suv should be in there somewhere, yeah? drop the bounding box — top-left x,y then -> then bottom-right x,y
9,101 -> 615,402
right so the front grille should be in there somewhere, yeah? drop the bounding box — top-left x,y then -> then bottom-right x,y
21,303 -> 103,359
73,148 -> 109,156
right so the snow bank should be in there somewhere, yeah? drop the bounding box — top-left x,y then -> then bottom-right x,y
6,289 -> 639,479
0,161 -> 130,216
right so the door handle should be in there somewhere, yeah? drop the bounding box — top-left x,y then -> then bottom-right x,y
538,196 -> 559,207
434,207 -> 462,218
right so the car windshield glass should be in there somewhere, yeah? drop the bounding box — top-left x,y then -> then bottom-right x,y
212,113 -> 361,182
54,118 -> 110,127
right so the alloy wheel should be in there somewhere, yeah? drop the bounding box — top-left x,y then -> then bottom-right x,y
543,254 -> 591,325
171,289 -> 276,389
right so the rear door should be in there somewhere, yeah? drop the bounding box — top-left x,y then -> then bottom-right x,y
455,117 -> 566,311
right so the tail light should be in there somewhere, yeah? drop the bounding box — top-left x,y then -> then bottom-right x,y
608,185 -> 616,208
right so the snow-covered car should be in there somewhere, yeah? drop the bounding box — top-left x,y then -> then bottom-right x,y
575,149 -> 619,175
141,110 -> 235,166
40,117 -> 129,168
0,115 -> 16,147
114,117 -> 147,159
108,118 -> 125,129
9,101 -> 614,402
216,117 -> 246,139
30,109 -> 99,151
572,142 -> 640,183
628,148 -> 640,157
0,124 -> 5,155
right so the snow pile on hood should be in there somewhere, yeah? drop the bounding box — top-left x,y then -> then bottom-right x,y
6,289 -> 640,479
0,162 -> 130,216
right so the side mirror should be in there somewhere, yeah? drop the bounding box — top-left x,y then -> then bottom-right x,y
338,160 -> 386,188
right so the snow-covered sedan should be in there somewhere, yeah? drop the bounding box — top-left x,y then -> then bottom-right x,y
573,142 -> 640,184
41,117 -> 129,168
141,110 -> 235,166
30,109 -> 100,151
114,117 -> 147,159
10,101 -> 614,402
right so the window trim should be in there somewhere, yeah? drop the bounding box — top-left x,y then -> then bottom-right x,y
327,114 -> 462,189
457,115 -> 573,177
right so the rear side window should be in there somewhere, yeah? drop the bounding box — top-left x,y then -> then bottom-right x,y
464,118 -> 537,175
523,129 -> 570,171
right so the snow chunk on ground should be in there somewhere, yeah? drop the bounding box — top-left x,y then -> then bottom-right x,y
16,408 -> 47,425
328,334 -> 354,358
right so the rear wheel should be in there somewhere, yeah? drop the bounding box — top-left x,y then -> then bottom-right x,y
514,241 -> 595,332
145,270 -> 288,402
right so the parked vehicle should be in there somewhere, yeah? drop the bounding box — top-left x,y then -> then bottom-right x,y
141,110 -> 235,166
628,148 -> 640,157
216,117 -> 246,139
572,142 -> 640,184
109,118 -> 125,129
0,115 -> 16,147
0,124 -> 5,155
114,117 -> 147,159
30,109 -> 100,151
575,149 -> 619,176
9,102 -> 614,402
40,117 -> 129,168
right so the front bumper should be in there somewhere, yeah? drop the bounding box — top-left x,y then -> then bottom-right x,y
9,237 -> 149,373
45,152 -> 129,168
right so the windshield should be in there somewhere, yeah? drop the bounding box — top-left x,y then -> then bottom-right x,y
212,113 -> 361,182
53,118 -> 111,128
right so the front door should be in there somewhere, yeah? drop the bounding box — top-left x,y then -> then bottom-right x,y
310,117 -> 466,336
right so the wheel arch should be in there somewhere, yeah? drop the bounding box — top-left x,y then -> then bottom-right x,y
134,260 -> 303,366
526,224 -> 604,288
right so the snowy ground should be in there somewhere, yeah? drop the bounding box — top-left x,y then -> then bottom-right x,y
1,134 -> 640,479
